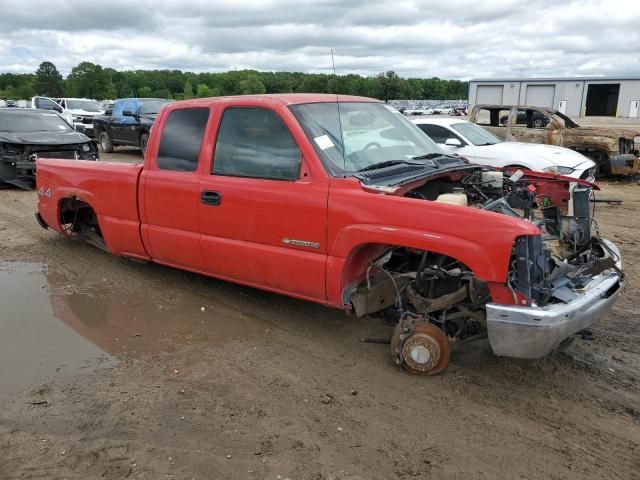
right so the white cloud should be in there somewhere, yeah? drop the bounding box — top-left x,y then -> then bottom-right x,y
0,0 -> 639,79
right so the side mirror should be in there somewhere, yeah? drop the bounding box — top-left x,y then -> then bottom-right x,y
445,138 -> 462,147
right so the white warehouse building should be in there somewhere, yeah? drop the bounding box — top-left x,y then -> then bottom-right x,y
468,77 -> 640,118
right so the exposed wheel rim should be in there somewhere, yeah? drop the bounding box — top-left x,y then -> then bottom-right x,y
101,134 -> 108,151
399,322 -> 450,375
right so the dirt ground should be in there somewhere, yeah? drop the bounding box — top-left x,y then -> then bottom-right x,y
0,150 -> 639,479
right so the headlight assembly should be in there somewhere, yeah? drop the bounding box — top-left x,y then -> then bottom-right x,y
543,165 -> 575,175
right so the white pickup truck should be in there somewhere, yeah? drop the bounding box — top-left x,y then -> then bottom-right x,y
31,97 -> 104,138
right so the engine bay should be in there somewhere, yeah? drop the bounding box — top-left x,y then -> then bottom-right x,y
350,167 -> 621,374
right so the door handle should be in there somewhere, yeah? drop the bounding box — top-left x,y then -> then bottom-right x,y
201,190 -> 222,206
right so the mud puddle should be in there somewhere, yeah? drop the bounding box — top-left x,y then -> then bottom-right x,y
0,261 -> 269,393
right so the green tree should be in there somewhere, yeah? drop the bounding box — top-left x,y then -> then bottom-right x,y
183,81 -> 194,99
237,74 -> 266,95
377,71 -> 403,102
0,85 -> 16,100
34,61 -> 64,97
138,86 -> 153,97
196,83 -> 212,98
65,62 -> 116,99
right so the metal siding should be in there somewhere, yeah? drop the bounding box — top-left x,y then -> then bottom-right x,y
618,81 -> 640,117
476,85 -> 504,104
524,84 -> 556,108
551,81 -> 584,117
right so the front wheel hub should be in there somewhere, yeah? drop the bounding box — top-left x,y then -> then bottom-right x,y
391,320 -> 450,375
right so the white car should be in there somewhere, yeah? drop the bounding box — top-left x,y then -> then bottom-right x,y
432,105 -> 453,115
412,118 -> 596,181
32,97 -> 104,138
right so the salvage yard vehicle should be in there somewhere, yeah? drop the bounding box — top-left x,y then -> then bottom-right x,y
413,118 -> 596,180
469,104 -> 640,176
0,108 -> 98,189
34,94 -> 623,375
92,98 -> 170,155
32,97 -> 105,137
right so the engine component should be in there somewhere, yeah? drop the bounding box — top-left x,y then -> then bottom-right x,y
435,192 -> 468,206
481,170 -> 503,189
391,316 -> 450,375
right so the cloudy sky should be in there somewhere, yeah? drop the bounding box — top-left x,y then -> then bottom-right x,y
1,0 -> 639,79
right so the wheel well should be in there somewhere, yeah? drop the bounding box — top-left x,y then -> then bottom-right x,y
572,148 -> 609,175
58,198 -> 106,249
342,243 -> 490,345
341,243 -> 484,305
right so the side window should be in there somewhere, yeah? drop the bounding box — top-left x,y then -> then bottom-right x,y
122,100 -> 137,115
157,108 -> 209,172
474,107 -> 511,127
516,109 -> 550,129
113,101 -> 125,116
417,124 -> 463,144
37,98 -> 61,112
213,108 -> 301,181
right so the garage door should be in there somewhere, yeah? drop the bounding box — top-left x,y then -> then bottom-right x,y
476,85 -> 504,104
525,85 -> 555,108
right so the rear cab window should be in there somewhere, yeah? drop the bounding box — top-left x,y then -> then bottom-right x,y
212,107 -> 301,181
157,108 -> 210,172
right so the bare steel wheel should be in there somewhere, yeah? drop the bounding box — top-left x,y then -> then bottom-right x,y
392,321 -> 450,375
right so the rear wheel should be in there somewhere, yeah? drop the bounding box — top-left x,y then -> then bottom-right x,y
140,133 -> 149,157
99,131 -> 113,153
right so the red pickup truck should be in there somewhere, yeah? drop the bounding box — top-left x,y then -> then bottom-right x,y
35,94 -> 623,375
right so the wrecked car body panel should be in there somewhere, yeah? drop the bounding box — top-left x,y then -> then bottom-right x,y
0,109 -> 99,189
469,104 -> 640,176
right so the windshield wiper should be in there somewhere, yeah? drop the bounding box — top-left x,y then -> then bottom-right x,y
411,152 -> 460,160
358,160 -> 420,172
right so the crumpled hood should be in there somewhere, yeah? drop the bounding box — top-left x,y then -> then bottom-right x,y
482,142 -> 594,168
0,130 -> 90,146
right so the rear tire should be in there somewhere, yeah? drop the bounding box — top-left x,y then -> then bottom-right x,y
99,131 -> 113,153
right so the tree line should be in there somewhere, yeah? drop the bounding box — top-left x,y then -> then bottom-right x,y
0,61 -> 468,102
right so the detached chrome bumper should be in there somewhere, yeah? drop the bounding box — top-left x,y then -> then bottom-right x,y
486,241 -> 623,359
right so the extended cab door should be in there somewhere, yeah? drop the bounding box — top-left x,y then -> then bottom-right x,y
139,107 -> 211,270
198,106 -> 329,301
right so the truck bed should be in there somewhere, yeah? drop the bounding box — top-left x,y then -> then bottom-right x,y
36,158 -> 147,258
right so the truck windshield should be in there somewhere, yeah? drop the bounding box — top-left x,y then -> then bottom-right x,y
139,100 -> 169,115
66,100 -> 103,112
0,111 -> 73,132
290,102 -> 443,175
